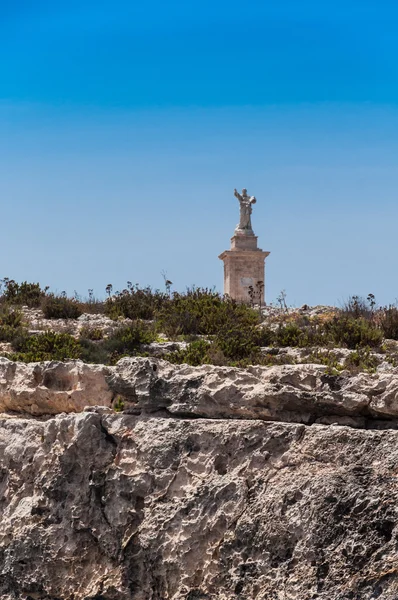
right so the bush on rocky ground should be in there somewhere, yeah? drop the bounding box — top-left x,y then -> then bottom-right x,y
0,278 -> 48,308
79,326 -> 104,341
7,322 -> 155,364
378,306 -> 398,340
105,283 -> 167,320
0,306 -> 25,343
41,294 -> 83,319
2,280 -> 398,370
79,322 -> 156,365
343,346 -> 380,374
10,331 -> 81,362
304,349 -> 343,375
156,288 -> 260,337
320,315 -> 383,349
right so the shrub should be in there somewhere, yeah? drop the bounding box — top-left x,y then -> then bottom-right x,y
105,284 -> 167,320
166,339 -> 212,366
272,316 -> 325,348
213,325 -> 263,362
102,323 -> 155,355
343,347 -> 379,374
321,316 -> 383,350
379,306 -> 398,340
0,278 -> 48,307
113,396 -> 125,412
305,349 -> 343,375
274,322 -> 308,347
156,288 -> 259,338
80,322 -> 156,364
79,326 -> 104,341
341,295 -> 374,320
0,306 -> 24,342
166,323 -> 273,367
10,331 -> 81,362
79,338 -> 110,365
41,294 -> 83,319
78,289 -> 106,315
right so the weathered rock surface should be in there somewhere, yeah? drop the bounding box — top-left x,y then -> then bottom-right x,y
21,307 -> 132,337
1,411 -> 398,599
0,358 -> 112,414
3,357 -> 398,427
110,358 -> 398,426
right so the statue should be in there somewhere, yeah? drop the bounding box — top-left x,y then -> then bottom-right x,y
234,188 -> 256,234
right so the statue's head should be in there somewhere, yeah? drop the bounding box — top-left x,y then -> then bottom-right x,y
242,188 -> 247,195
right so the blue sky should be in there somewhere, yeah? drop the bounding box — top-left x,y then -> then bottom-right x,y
1,0 -> 398,305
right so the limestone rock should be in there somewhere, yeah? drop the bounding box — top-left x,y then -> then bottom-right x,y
1,412 -> 398,598
141,340 -> 188,358
21,307 -> 132,338
0,358 -> 113,414
3,356 -> 398,427
109,357 -> 398,426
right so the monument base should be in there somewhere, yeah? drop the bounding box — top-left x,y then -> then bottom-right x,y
219,235 -> 270,305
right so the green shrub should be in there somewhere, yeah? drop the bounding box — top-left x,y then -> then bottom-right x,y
80,322 -> 156,364
0,278 -> 47,307
156,288 -> 259,338
272,316 -> 325,348
41,295 -> 83,319
105,284 -> 167,320
166,339 -> 212,366
79,326 -> 104,341
10,331 -> 81,362
166,323 -> 273,367
305,349 -> 343,375
0,307 -> 24,343
379,306 -> 398,340
274,322 -> 308,347
102,323 -> 155,355
343,347 -> 379,374
113,396 -> 125,412
78,338 -> 110,365
321,316 -> 383,350
213,325 -> 262,362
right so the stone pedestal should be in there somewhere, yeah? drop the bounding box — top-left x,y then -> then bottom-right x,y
219,234 -> 270,304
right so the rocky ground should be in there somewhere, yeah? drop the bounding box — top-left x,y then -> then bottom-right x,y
1,357 -> 398,598
2,304 -> 398,598
2,410 -> 398,599
1,305 -> 396,371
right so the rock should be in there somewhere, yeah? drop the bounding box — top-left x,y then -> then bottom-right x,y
109,357 -> 398,425
0,358 -> 113,414
3,356 -> 398,426
0,342 -> 12,355
77,312 -> 130,337
261,304 -> 337,319
21,307 -> 132,338
1,412 -> 398,598
141,340 -> 188,358
83,405 -> 114,414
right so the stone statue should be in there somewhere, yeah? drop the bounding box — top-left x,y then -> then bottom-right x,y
234,188 -> 256,234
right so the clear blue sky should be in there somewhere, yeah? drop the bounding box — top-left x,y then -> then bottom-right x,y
1,0 -> 398,305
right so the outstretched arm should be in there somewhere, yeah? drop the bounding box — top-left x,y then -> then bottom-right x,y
234,188 -> 242,201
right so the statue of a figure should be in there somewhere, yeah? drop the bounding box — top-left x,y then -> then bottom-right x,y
234,188 -> 256,234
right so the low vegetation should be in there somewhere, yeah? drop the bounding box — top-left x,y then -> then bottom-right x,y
0,306 -> 24,342
41,294 -> 83,320
1,279 -> 398,371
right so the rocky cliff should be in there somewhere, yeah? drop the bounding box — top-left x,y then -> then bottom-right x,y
1,357 -> 398,599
